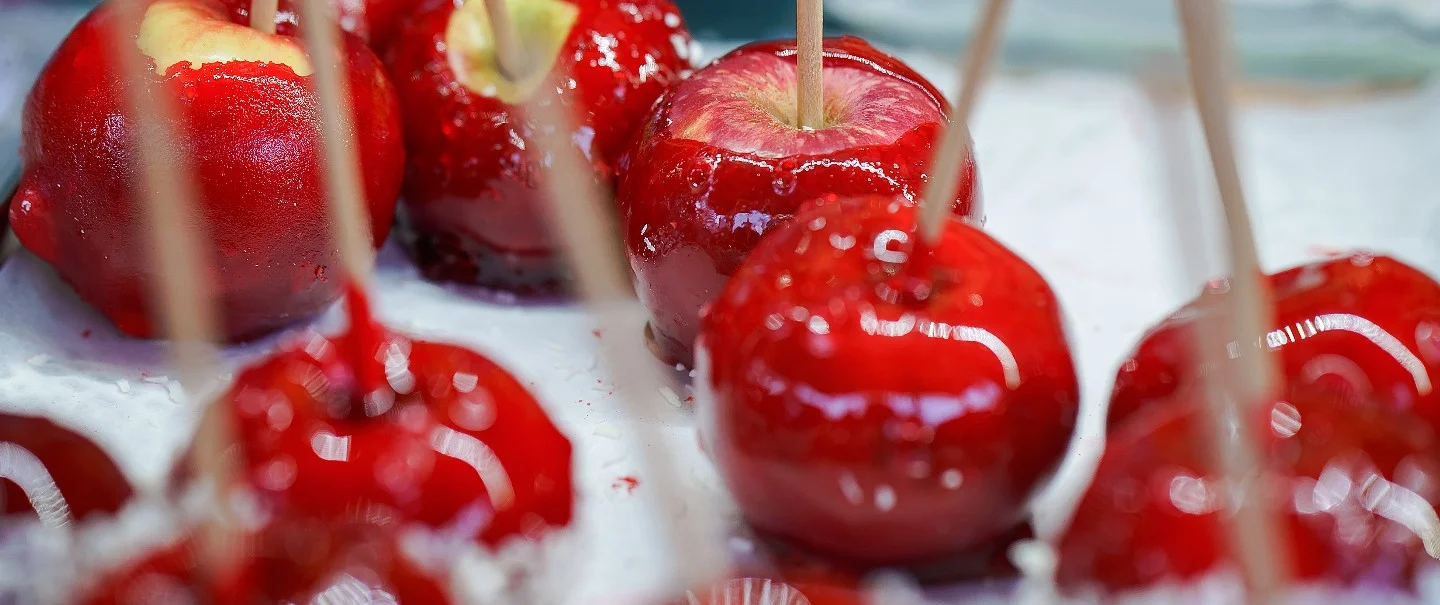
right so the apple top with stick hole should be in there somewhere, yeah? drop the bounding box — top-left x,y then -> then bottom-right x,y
619,36 -> 982,368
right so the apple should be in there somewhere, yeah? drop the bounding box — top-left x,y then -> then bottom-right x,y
1057,385 -> 1440,594
385,0 -> 695,295
696,194 -> 1074,569
621,36 -> 983,368
1,412 -> 133,524
1108,253 -> 1440,433
79,523 -> 452,604
8,0 -> 404,342
186,324 -> 573,547
221,0 -> 413,52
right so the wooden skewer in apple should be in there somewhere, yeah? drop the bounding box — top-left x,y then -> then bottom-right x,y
105,0 -> 236,570
483,0 -> 532,81
523,80 -> 728,594
1173,0 -> 1289,600
796,0 -> 825,130
250,0 -> 279,34
918,0 -> 1012,243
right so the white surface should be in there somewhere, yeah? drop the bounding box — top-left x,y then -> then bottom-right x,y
2,59 -> 1440,602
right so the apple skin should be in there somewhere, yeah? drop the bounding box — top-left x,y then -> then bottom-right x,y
222,0 -> 413,52
385,0 -> 694,296
195,325 -> 574,547
8,0 -> 404,342
1108,254 -> 1440,434
1057,386 -> 1440,595
696,195 -> 1074,569
78,524 -> 451,604
1,412 -> 133,523
621,37 -> 981,368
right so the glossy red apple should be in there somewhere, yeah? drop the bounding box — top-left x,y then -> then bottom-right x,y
385,0 -> 694,295
1,412 -> 133,523
1109,254 -> 1440,433
696,194 -> 1074,569
1057,386 -> 1440,594
8,0 -> 404,342
621,36 -> 982,368
222,0 -> 413,51
80,523 -> 452,604
189,322 -> 573,547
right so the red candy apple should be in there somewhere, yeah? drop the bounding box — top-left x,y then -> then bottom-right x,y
223,0 -> 413,51
81,524 -> 451,604
1057,386 -> 1440,594
1,412 -> 133,524
8,0 -> 404,342
621,36 -> 982,368
191,322 -> 573,547
1109,254 -> 1440,432
386,0 -> 694,295
696,194 -> 1075,569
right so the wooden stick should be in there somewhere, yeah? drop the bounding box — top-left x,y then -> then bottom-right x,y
484,0 -> 530,82
249,0 -> 278,35
795,0 -> 824,130
919,0 -> 1012,244
523,82 -> 726,594
1172,1 -> 1290,599
295,0 -> 375,289
106,0 -> 234,571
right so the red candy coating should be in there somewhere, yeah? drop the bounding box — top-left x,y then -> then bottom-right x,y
212,326 -> 573,547
0,413 -> 133,522
385,0 -> 693,295
1109,254 -> 1440,433
621,37 -> 981,368
1058,387 -> 1440,594
8,0 -> 404,342
222,0 -> 413,51
697,195 -> 1075,569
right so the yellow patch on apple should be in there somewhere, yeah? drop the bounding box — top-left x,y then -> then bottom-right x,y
445,0 -> 580,104
138,0 -> 314,77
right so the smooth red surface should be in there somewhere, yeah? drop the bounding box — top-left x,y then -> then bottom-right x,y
222,0 -> 412,51
1109,254 -> 1440,432
210,324 -> 573,547
697,195 -> 1075,569
9,0 -> 404,342
385,0 -> 692,295
1057,387 -> 1440,594
79,525 -> 451,604
621,37 -> 981,368
0,413 -> 132,522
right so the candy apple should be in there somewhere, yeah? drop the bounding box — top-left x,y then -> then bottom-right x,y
189,323 -> 574,546
386,0 -> 694,295
8,0 -> 404,342
621,36 -> 982,368
1,412 -> 133,523
1057,386 -> 1440,594
1109,254 -> 1440,432
696,194 -> 1074,569
223,0 -> 413,51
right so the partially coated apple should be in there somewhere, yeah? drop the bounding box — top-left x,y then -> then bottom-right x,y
621,37 -> 982,368
8,0 -> 404,342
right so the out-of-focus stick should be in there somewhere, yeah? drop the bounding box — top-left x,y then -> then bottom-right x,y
524,92 -> 727,593
919,0 -> 1011,244
796,0 -> 824,130
250,0 -> 278,34
106,0 -> 233,570
484,0 -> 530,81
1173,1 -> 1291,599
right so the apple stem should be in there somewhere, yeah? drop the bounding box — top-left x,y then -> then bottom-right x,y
523,76 -> 729,594
484,0 -> 530,82
105,0 -> 235,577
796,0 -> 824,130
1173,0 -> 1291,600
918,0 -> 1011,245
250,0 -> 278,34
295,0 -> 391,399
